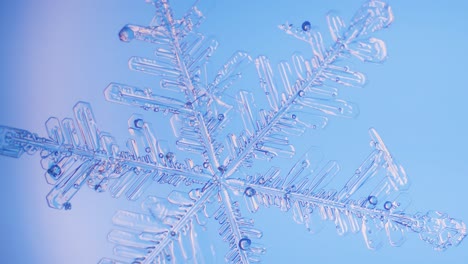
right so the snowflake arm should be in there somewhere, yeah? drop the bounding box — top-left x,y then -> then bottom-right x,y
219,1 -> 393,179
100,184 -> 217,264
227,128 -> 467,251
0,102 -> 212,209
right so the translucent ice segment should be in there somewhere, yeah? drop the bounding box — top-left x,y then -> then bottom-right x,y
176,138 -> 205,153
345,210 -> 361,233
112,210 -> 168,233
275,115 -> 306,137
141,196 -> 188,224
104,83 -> 191,115
305,204 -> 325,234
326,11 -> 347,42
244,188 -> 260,213
336,149 -> 382,201
127,115 -> 158,161
291,53 -> 312,81
256,167 -> 281,187
139,231 -> 167,242
307,85 -> 339,99
113,245 -> 150,259
255,141 -> 294,159
119,24 -> 170,45
62,118 -> 83,148
73,102 -> 101,151
334,209 -> 349,235
179,33 -> 204,59
174,222 -> 199,261
44,151 -> 80,184
321,65 -> 366,88
306,161 -> 340,193
184,38 -> 218,71
308,30 -> 326,62
255,56 -> 280,111
278,60 -> 295,95
298,96 -> 358,118
280,152 -> 312,188
129,56 -> 182,78
109,169 -> 138,198
369,128 -> 409,190
278,23 -> 309,43
210,51 -> 252,96
385,219 -> 406,247
361,215 -> 385,250
240,226 -> 263,239
45,117 -> 64,145
46,160 -> 94,209
0,126 -> 26,158
167,190 -> 195,206
237,91 -> 257,137
108,229 -> 154,249
292,201 -> 305,224
99,133 -> 118,157
98,258 -> 126,264
125,171 -> 154,201
347,37 -> 387,63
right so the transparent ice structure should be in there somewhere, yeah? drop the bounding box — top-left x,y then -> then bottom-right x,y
0,0 -> 465,263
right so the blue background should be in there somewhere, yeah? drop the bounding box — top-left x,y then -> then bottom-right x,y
0,0 -> 467,263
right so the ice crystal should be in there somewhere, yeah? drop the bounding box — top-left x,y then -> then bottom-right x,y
0,0 -> 466,263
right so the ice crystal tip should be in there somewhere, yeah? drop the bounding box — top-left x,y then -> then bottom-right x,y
0,0 -> 465,263
415,211 -> 467,251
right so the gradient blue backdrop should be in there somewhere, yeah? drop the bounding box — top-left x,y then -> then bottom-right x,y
0,0 -> 467,263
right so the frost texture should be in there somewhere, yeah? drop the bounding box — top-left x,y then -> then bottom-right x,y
0,0 -> 466,263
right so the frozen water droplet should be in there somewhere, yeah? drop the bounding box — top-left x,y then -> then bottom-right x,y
134,118 -> 144,128
368,195 -> 378,205
63,202 -> 72,210
119,26 -> 135,42
170,231 -> 177,237
185,101 -> 193,109
291,114 -> 297,119
298,90 -> 305,97
217,114 -> 225,121
94,184 -> 103,192
145,147 -> 151,153
158,153 -> 164,158
165,152 -> 174,160
218,165 -> 226,174
302,21 -> 311,32
47,164 -> 61,178
238,237 -> 251,250
335,77 -> 340,82
244,187 -> 256,197
203,162 -> 209,168
384,201 -> 393,210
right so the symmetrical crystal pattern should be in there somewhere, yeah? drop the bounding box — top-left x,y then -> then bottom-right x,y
0,0 -> 465,263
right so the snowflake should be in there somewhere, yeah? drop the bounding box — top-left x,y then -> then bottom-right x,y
0,0 -> 466,263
